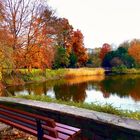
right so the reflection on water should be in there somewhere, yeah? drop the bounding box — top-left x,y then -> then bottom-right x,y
4,75 -> 140,111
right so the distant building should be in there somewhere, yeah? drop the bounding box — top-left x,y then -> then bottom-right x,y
87,48 -> 101,54
87,48 -> 94,54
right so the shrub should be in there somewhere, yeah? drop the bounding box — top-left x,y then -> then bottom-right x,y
112,65 -> 128,73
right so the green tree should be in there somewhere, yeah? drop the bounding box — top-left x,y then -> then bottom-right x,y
54,46 -> 69,68
69,52 -> 77,68
102,51 -> 114,67
117,47 -> 135,68
102,47 -> 135,68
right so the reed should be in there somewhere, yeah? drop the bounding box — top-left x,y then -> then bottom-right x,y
65,68 -> 104,78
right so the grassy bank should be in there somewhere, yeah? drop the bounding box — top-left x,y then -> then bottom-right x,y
111,66 -> 140,74
15,95 -> 140,120
4,68 -> 105,86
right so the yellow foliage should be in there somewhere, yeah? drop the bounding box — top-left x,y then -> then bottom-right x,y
65,68 -> 105,78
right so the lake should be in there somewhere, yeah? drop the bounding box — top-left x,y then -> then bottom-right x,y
4,74 -> 140,111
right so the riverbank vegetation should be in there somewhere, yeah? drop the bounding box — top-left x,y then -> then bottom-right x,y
15,95 -> 140,120
0,0 -> 89,86
3,68 -> 104,86
88,41 -> 140,72
111,66 -> 140,74
0,0 -> 140,85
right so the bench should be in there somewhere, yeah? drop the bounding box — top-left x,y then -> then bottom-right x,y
0,105 -> 81,140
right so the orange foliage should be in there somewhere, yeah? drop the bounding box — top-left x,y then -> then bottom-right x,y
14,49 -> 25,69
128,40 -> 140,64
24,19 -> 55,69
0,29 -> 13,47
1,0 -> 88,70
71,30 -> 88,66
55,18 -> 73,53
51,18 -> 88,66
0,29 -> 14,69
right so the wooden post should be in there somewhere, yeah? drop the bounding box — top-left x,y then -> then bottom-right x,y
36,119 -> 44,140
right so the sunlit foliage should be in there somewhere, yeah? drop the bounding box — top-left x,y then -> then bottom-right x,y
128,39 -> 140,65
0,0 -> 88,72
99,43 -> 112,60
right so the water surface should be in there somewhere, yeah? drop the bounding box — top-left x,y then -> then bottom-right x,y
4,75 -> 140,111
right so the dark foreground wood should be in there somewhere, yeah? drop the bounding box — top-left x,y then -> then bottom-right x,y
0,105 -> 81,140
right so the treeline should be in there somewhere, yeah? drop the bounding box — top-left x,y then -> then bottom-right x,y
88,40 -> 140,69
1,0 -> 140,77
0,0 -> 88,74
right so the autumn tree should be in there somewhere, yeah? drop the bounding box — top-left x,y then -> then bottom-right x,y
0,29 -> 14,94
0,0 -> 56,70
0,0 -> 88,71
23,18 -> 55,70
0,1 -> 13,69
41,12 -> 74,51
0,29 -> 14,80
41,11 -> 88,68
1,0 -> 47,49
99,43 -> 112,60
54,23 -> 88,67
41,8 -> 89,67
128,39 -> 140,65
71,30 -> 88,67
54,18 -> 73,52
0,2 -> 13,84
36,10 -> 75,69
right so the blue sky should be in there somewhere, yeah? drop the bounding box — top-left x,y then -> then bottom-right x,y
48,0 -> 140,48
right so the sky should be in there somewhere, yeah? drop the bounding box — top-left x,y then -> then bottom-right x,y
48,0 -> 140,49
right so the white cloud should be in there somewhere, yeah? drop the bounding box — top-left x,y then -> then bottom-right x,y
48,0 -> 140,48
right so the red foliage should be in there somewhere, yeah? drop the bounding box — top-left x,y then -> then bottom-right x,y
99,43 -> 112,60
71,30 -> 88,66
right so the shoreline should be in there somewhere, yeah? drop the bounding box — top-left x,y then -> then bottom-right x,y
1,68 -> 140,121
3,68 -> 105,88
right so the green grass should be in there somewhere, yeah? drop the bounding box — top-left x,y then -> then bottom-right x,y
19,68 -> 104,79
45,69 -> 68,79
15,68 -> 105,83
20,68 -> 68,82
125,68 -> 140,74
112,66 -> 140,74
15,95 -> 140,120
